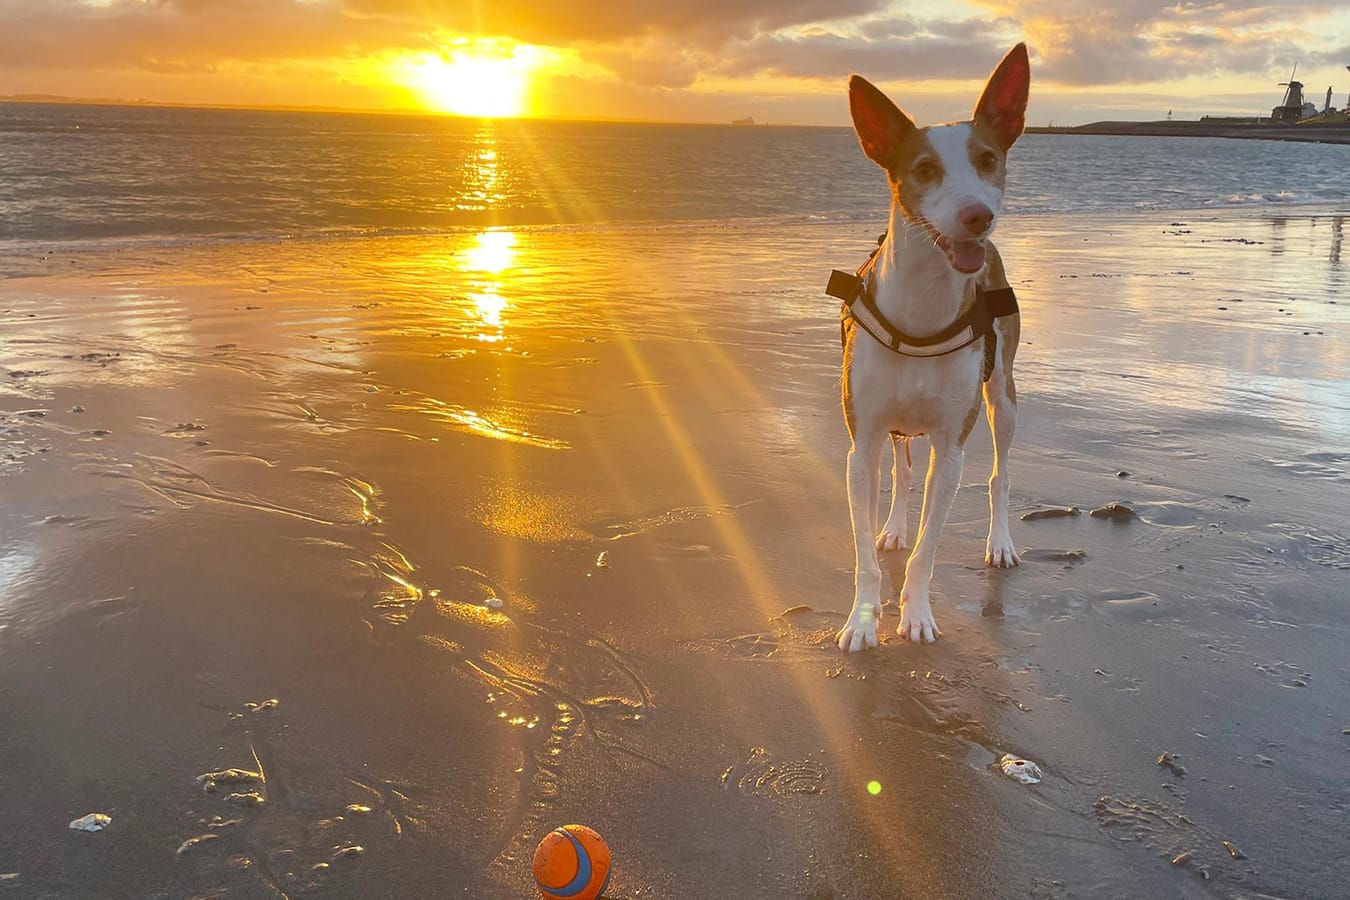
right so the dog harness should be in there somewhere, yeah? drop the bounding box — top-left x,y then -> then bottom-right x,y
826,236 -> 1019,382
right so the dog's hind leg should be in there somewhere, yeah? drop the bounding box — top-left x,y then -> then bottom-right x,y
876,433 -> 912,552
983,321 -> 1021,568
837,429 -> 887,652
897,436 -> 965,643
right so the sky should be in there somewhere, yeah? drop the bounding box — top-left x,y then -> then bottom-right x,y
2,0 -> 1349,126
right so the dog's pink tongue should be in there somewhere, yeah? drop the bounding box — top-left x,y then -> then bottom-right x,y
949,239 -> 987,273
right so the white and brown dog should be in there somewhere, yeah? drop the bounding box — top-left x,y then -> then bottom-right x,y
835,44 -> 1030,652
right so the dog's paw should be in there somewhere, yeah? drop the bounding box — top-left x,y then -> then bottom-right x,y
985,535 -> 1020,568
836,605 -> 881,653
875,529 -> 907,552
897,596 -> 940,644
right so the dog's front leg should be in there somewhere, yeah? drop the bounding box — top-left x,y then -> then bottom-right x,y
983,362 -> 1020,567
897,435 -> 965,643
836,430 -> 886,652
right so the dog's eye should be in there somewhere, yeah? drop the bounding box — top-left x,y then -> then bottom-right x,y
912,161 -> 940,182
977,151 -> 999,173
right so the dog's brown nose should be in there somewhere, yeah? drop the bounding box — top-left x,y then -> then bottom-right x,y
959,204 -> 994,236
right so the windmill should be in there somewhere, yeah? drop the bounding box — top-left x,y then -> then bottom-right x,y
1271,63 -> 1305,123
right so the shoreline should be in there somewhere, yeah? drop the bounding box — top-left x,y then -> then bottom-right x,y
4,200 -> 1349,263
1028,120 -> 1350,145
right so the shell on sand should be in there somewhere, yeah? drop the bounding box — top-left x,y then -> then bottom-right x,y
999,755 -> 1043,784
69,813 -> 111,832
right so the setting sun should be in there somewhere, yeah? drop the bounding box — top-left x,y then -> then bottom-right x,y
400,43 -> 545,118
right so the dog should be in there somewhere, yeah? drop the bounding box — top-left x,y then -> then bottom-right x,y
834,44 -> 1029,652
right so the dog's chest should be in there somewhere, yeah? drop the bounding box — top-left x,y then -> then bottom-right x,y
848,337 -> 983,435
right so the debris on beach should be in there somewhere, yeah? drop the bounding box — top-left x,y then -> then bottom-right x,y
998,754 -> 1043,784
1115,470 -> 1131,477
1089,502 -> 1137,521
334,845 -> 365,860
345,804 -> 373,816
1157,752 -> 1188,777
205,817 -> 242,830
595,550 -> 609,569
69,813 -> 111,832
1021,507 -> 1079,521
1170,851 -> 1193,866
772,604 -> 814,621
225,791 -> 266,808
1020,548 -> 1087,562
244,698 -> 279,713
198,751 -> 268,807
175,834 -> 219,856
1222,840 -> 1247,860
196,767 -> 262,794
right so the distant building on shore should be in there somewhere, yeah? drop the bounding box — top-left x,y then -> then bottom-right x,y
732,116 -> 755,125
1271,67 -> 1306,124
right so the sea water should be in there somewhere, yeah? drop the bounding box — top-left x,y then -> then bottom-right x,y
2,101 -> 1348,245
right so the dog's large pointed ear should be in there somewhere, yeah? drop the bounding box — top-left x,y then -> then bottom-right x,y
849,75 -> 916,171
974,43 -> 1030,150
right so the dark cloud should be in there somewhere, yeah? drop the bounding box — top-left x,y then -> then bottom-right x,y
716,27 -> 1019,82
0,0 -> 889,71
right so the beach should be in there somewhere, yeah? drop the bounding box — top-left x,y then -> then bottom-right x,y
1,206 -> 1348,898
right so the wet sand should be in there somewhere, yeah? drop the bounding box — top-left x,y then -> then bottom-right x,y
1,208 -> 1347,898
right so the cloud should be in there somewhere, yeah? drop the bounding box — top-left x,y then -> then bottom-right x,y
0,0 -> 890,72
0,0 -> 1346,124
715,20 -> 1020,82
345,0 -> 889,46
0,1 -> 422,71
967,0 -> 1341,85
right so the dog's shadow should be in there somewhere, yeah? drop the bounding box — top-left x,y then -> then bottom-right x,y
875,545 -> 912,617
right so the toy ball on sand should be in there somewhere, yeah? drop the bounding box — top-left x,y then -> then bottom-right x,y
534,824 -> 612,900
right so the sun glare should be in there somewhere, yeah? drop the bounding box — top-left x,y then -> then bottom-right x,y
402,43 -> 543,118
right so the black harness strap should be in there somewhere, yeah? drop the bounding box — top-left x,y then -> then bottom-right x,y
826,245 -> 1019,383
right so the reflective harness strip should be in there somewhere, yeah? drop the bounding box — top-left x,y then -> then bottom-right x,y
825,242 -> 1018,382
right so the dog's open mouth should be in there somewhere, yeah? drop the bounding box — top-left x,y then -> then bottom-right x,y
931,232 -> 987,274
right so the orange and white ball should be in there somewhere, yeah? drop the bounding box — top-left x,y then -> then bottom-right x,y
533,824 -> 612,900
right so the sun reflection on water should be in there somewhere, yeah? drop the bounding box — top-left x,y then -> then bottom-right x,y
459,127 -> 505,213
464,230 -> 517,275
460,230 -> 518,337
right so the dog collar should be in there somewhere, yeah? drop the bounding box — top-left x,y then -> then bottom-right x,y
825,237 -> 1017,381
